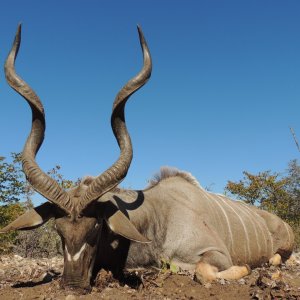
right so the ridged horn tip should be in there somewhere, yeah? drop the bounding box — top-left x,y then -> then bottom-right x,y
10,23 -> 22,60
137,25 -> 146,45
15,23 -> 22,43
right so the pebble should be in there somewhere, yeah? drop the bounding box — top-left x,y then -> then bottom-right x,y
65,295 -> 77,300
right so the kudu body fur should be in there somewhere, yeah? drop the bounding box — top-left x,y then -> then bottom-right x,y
1,25 -> 294,292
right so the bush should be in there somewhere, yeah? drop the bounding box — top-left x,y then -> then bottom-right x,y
225,160 -> 300,249
0,203 -> 25,253
0,154 -> 73,257
14,219 -> 62,258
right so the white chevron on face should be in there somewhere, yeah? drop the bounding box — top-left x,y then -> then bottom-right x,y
65,243 -> 87,262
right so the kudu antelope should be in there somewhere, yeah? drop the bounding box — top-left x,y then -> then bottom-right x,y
1,25 -> 294,292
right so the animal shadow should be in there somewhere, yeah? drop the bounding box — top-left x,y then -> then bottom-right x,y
12,270 -> 60,288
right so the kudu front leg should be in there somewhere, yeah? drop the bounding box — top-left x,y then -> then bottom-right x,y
269,253 -> 282,266
195,250 -> 251,284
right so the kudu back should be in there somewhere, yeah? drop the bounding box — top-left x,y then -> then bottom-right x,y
1,25 -> 294,292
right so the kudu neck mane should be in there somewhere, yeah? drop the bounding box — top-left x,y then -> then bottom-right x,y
78,167 -> 203,196
146,167 -> 203,190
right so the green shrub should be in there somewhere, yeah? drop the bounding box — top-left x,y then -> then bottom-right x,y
225,160 -> 300,249
14,219 -> 62,258
0,203 -> 24,253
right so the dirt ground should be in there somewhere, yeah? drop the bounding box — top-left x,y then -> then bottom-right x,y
0,253 -> 299,300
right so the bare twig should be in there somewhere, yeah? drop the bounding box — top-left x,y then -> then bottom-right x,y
290,127 -> 300,153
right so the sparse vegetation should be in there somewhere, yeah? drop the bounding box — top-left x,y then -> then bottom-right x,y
225,159 -> 300,249
1,153 -> 299,256
160,258 -> 180,273
0,203 -> 24,253
0,153 -> 77,257
13,218 -> 63,258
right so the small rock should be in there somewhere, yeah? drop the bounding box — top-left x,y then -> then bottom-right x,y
203,282 -> 212,289
251,289 -> 265,300
286,254 -> 297,267
65,295 -> 77,300
271,270 -> 282,281
13,255 -> 23,261
260,276 -> 275,288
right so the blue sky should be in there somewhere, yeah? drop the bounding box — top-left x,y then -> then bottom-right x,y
1,1 -> 299,204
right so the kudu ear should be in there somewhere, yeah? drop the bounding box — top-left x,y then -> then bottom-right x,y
0,202 -> 55,233
104,205 -> 151,243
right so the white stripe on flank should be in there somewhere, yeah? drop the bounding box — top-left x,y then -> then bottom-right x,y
242,204 -> 271,255
200,190 -> 220,228
245,203 -> 273,255
206,192 -> 227,231
283,222 -> 291,246
217,195 -> 251,261
238,202 -> 261,255
205,192 -> 235,256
